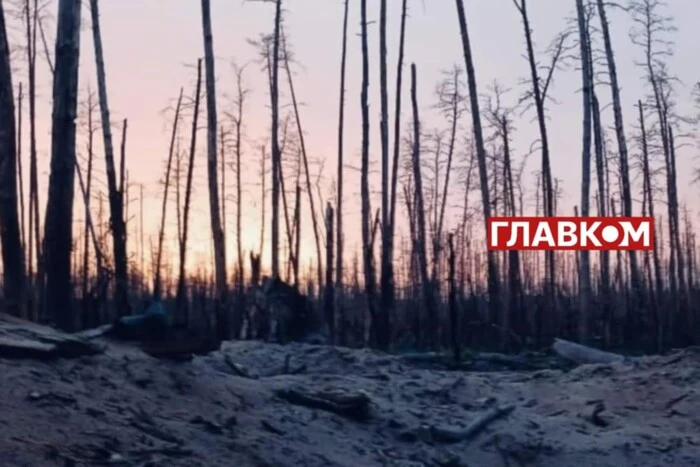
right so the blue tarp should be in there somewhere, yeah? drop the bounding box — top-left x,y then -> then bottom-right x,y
114,301 -> 172,341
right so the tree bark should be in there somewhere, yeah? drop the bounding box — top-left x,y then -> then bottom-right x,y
454,0 -> 501,333
360,0 -> 378,346
270,0 -> 282,279
385,0 -> 409,347
377,0 -> 392,351
410,63 -> 438,348
154,88 -> 183,300
513,0 -> 555,327
335,0 -> 349,346
25,0 -> 42,320
576,0 -> 592,343
43,0 -> 82,330
89,0 -> 129,318
0,1 -> 28,318
596,0 -> 641,304
324,203 -> 335,341
201,0 -> 229,340
176,59 -> 203,324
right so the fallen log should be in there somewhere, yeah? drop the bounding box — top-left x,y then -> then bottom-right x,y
552,338 -> 625,365
429,404 -> 516,443
72,324 -> 114,340
0,324 -> 106,359
275,388 -> 371,422
141,335 -> 221,360
0,337 -> 57,360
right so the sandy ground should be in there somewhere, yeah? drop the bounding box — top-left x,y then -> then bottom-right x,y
1,329 -> 700,467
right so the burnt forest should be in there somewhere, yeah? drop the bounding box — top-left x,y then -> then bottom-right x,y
0,0 -> 700,466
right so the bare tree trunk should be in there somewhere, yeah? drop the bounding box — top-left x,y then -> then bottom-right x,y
433,68 -> 460,293
293,184 -> 302,288
576,0 -> 592,343
324,203 -> 335,341
360,0 -> 378,346
119,121 -> 129,295
638,100 -> 663,350
410,63 -> 438,348
513,0 -> 555,330
17,83 -> 26,267
385,0 -> 409,348
233,65 -> 247,338
176,59 -> 203,325
667,125 -> 686,340
447,233 -> 459,362
201,0 -> 228,340
154,88 -> 183,300
335,0 -> 349,346
596,0 -> 642,315
25,0 -> 42,320
220,126 -> 226,258
501,114 -> 522,348
81,92 -> 95,326
90,0 -> 129,319
258,145 -> 266,255
376,0 -> 392,350
43,0 -> 81,330
587,20 -> 612,347
280,30 -> 323,290
270,0 -> 282,279
0,3 -> 27,317
454,0 -> 501,334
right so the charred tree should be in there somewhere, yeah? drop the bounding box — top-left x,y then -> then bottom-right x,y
410,63 -> 438,348
80,91 -> 96,326
454,0 -> 501,333
576,0 -> 592,343
17,83 -> 26,269
176,59 -> 203,324
270,0 -> 282,279
377,0 -> 392,350
335,0 -> 349,346
638,100 -> 663,349
513,0 -> 557,325
447,233 -> 459,362
25,0 -> 42,319
43,0 -> 82,330
386,0 -> 409,345
201,0 -> 229,340
232,64 -> 248,338
154,88 -> 183,300
89,0 -> 130,318
360,0 -> 378,345
0,1 -> 27,317
280,30 -> 323,290
324,203 -> 335,341
596,0 -> 642,327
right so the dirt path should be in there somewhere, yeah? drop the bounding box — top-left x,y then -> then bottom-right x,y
1,339 -> 700,466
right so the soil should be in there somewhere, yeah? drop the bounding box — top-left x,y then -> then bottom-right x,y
1,322 -> 700,467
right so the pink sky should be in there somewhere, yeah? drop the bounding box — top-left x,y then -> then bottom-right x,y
8,0 -> 700,276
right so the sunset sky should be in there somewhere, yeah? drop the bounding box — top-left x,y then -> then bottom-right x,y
7,0 -> 700,277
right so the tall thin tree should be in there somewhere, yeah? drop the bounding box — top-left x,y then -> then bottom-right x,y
270,0 -> 282,279
335,0 -> 349,345
596,0 -> 641,314
89,0 -> 130,318
377,0 -> 392,350
360,0 -> 378,345
43,0 -> 82,330
576,0 -> 592,343
0,0 -> 27,317
154,88 -> 183,300
201,0 -> 228,340
454,0 -> 501,330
